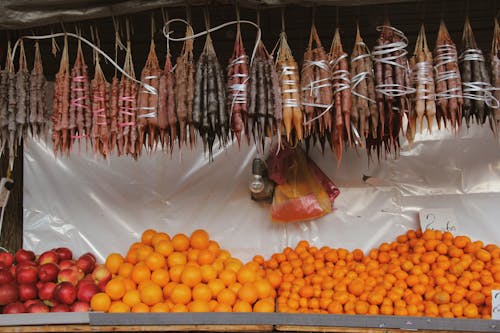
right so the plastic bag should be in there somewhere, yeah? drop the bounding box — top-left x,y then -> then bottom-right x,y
268,145 -> 338,223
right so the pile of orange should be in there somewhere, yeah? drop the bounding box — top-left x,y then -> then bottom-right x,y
257,229 -> 500,318
90,229 -> 276,313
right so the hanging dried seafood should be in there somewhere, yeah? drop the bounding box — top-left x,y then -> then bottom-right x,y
193,16 -> 227,159
372,22 -> 413,158
175,23 -> 195,149
227,20 -> 249,148
137,36 -> 161,153
459,18 -> 495,127
301,24 -> 332,152
351,26 -> 378,145
0,51 -> 8,154
247,39 -> 282,151
434,20 -> 463,133
329,28 -> 352,162
29,42 -> 48,140
69,37 -> 91,152
409,24 -> 436,142
276,29 -> 302,143
52,36 -> 71,156
491,18 -> 500,138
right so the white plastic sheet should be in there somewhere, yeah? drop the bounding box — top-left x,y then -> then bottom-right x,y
23,124 -> 500,263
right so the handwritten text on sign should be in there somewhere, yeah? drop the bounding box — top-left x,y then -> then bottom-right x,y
419,208 -> 458,233
493,290 -> 500,320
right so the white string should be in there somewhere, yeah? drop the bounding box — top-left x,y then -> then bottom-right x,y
412,61 -> 435,100
11,33 -> 156,96
330,53 -> 351,94
372,25 -> 415,97
351,42 -> 376,104
163,18 -> 261,67
459,48 -> 500,108
434,44 -> 462,100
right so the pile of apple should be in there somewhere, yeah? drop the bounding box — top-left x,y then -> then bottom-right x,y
0,248 -> 111,314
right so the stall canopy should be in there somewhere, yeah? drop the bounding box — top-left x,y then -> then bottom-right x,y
0,0 -> 417,30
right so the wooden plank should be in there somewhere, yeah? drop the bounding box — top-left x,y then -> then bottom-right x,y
0,324 -> 273,332
276,325 -> 481,333
0,144 -> 23,252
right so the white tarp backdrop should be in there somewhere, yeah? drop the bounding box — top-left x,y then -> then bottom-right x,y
23,124 -> 500,263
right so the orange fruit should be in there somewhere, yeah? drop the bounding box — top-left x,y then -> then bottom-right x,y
140,283 -> 164,306
108,301 -> 130,313
233,300 -> 252,312
145,252 -> 166,271
225,258 -> 243,272
172,233 -> 190,252
141,229 -> 157,245
105,278 -> 126,301
90,292 -> 111,312
181,265 -> 202,288
171,304 -> 189,312
131,263 -> 151,284
122,278 -> 137,291
151,268 -> 170,287
106,253 -> 124,274
327,301 -> 343,314
151,232 -> 170,247
131,302 -> 150,313
253,299 -> 275,312
155,240 -> 174,257
217,288 -> 237,306
254,279 -> 273,299
170,283 -> 192,305
208,279 -> 226,296
122,289 -> 141,308
197,249 -> 216,265
200,265 -> 217,283
118,262 -> 134,278
188,300 -> 211,312
347,279 -> 365,296
237,266 -> 258,284
150,302 -> 170,312
219,269 -> 237,286
214,302 -> 233,312
190,229 -> 210,250
238,283 -> 259,304
192,283 -> 212,302
136,245 -> 154,261
169,264 -> 185,283
208,240 -> 221,253
168,252 -> 187,267
266,271 -> 282,289
464,303 -> 479,318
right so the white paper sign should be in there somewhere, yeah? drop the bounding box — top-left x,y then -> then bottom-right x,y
419,208 -> 458,233
492,290 -> 500,320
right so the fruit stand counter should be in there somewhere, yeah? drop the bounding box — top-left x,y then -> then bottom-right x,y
1,313 -> 500,332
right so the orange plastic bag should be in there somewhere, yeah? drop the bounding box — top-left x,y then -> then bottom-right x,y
268,145 -> 334,223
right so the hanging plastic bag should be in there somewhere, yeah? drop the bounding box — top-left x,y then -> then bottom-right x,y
267,144 -> 339,223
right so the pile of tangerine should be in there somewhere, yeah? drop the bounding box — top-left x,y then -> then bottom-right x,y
91,229 -> 276,313
257,229 -> 500,318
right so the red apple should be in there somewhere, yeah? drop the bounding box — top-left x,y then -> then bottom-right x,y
15,249 -> 35,263
37,250 -> 59,265
0,268 -> 14,284
92,264 -> 111,284
38,281 -> 57,301
23,299 -> 40,308
80,253 -> 96,264
0,283 -> 18,305
59,259 -> 75,270
0,252 -> 14,267
2,301 -> 26,314
51,303 -> 70,312
58,267 -> 84,285
54,282 -> 76,305
76,280 -> 99,302
38,263 -> 60,282
76,255 -> 95,274
16,265 -> 38,284
16,260 -> 37,268
27,301 -> 49,313
18,283 -> 38,301
71,301 -> 90,312
54,248 -> 73,261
